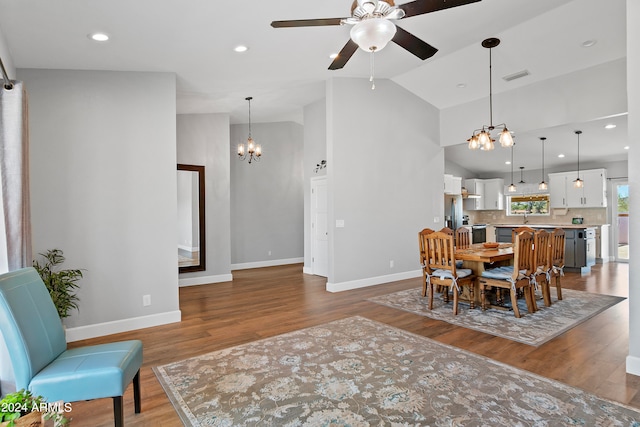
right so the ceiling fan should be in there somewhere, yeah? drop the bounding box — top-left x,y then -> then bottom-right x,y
271,0 -> 481,70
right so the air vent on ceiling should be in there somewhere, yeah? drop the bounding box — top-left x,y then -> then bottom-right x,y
502,70 -> 530,82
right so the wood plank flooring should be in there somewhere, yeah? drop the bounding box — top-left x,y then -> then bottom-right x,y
65,262 -> 637,426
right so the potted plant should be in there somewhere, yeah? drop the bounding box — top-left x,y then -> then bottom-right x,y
32,249 -> 84,319
0,389 -> 68,426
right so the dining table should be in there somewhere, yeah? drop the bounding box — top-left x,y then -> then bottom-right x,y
453,242 -> 514,306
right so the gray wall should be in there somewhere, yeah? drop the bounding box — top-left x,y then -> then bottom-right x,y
230,121 -> 304,267
177,114 -> 232,284
326,78 -> 443,289
19,68 -> 180,337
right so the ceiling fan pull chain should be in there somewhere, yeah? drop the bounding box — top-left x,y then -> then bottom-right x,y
370,49 -> 376,90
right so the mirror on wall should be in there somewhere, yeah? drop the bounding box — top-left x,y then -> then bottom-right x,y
177,164 -> 206,273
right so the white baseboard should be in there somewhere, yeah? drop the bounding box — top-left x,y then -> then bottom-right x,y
231,257 -> 303,271
65,310 -> 182,342
326,269 -> 421,293
302,266 -> 313,275
627,355 -> 640,376
179,273 -> 233,287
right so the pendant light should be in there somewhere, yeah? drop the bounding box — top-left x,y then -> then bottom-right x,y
574,130 -> 583,188
538,137 -> 548,191
519,166 -> 525,184
508,144 -> 517,192
237,96 -> 262,164
467,38 -> 514,151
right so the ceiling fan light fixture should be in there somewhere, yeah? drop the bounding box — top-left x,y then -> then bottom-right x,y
350,18 -> 396,52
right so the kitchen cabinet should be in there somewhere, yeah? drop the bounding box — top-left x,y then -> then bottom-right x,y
463,178 -> 503,210
548,169 -> 607,208
444,174 -> 462,195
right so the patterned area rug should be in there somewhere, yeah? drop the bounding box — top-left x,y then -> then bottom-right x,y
368,288 -> 625,346
154,316 -> 640,426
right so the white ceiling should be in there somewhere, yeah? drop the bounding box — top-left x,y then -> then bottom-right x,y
0,0 -> 628,175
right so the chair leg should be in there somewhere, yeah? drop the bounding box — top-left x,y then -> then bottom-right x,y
113,396 -> 124,427
510,289 -> 521,318
422,273 -> 428,297
427,282 -> 434,310
556,276 -> 563,300
480,282 -> 486,310
452,286 -> 459,315
133,370 -> 141,414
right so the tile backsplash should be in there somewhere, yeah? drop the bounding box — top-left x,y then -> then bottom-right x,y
467,207 -> 608,226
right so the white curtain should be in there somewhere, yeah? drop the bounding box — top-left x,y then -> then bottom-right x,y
0,81 -> 31,273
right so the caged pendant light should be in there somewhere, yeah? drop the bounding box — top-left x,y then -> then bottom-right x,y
508,144 -> 517,192
574,130 -> 584,188
539,137 -> 548,191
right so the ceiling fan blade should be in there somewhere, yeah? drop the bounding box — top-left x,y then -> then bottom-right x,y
328,39 -> 359,70
398,0 -> 481,19
271,18 -> 346,28
392,26 -> 438,60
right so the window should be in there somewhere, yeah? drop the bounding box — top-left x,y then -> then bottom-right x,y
507,194 -> 550,217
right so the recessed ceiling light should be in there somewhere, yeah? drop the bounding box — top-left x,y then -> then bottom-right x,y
329,53 -> 338,59
456,83 -> 466,89
505,161 -> 511,165
624,146 -> 630,150
582,39 -> 597,48
89,33 -> 109,42
234,45 -> 248,53
605,124 -> 617,129
558,154 -> 565,158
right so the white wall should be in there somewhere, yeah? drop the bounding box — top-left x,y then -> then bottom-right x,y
303,99 -> 327,274
626,0 -> 640,375
326,77 -> 443,291
176,113 -> 232,286
20,68 -> 181,340
230,121 -> 304,269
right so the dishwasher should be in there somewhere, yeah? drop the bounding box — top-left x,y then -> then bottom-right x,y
472,224 -> 487,243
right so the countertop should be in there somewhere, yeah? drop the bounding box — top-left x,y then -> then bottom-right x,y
492,224 -> 601,229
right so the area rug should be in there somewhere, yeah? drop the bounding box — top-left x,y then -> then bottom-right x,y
367,287 -> 625,346
153,316 -> 640,426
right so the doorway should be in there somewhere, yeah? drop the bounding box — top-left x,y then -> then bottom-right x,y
613,182 -> 629,262
310,177 -> 328,277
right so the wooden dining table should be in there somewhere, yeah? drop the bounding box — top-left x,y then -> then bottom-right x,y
453,243 -> 514,306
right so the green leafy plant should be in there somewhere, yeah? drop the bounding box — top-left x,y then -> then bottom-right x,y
32,249 -> 84,319
0,389 -> 68,426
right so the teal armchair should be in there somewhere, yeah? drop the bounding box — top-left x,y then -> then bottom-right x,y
0,267 -> 143,427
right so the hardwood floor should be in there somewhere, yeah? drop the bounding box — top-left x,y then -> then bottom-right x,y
65,262 -> 637,426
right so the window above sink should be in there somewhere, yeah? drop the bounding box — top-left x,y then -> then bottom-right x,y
506,194 -> 551,217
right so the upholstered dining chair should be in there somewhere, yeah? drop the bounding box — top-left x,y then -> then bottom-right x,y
549,228 -> 566,301
479,229 -> 537,318
0,267 -> 143,427
455,227 -> 471,249
422,231 -> 475,315
533,229 -> 553,307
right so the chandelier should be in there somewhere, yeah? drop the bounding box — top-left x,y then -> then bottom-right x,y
237,96 -> 262,164
467,38 -> 514,151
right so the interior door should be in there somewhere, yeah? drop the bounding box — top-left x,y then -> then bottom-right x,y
311,177 -> 328,277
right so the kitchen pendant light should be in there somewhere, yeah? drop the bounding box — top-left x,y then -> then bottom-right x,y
519,166 -> 525,184
539,137 -> 548,191
467,38 -> 514,151
508,144 -> 517,192
574,130 -> 583,188
237,96 -> 262,164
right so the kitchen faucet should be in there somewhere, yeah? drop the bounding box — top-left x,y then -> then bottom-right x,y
523,211 -> 529,224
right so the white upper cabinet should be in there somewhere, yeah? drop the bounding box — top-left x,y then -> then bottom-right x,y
464,178 -> 503,210
549,168 -> 607,208
444,174 -> 462,195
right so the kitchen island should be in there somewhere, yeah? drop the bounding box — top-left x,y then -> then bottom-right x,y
493,224 -> 598,274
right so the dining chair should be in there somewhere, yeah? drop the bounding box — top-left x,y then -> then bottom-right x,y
0,267 -> 143,427
533,229 -> 553,307
511,226 -> 535,242
423,231 -> 475,315
419,228 -> 435,297
479,229 -> 537,318
455,227 -> 471,249
549,228 -> 566,301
